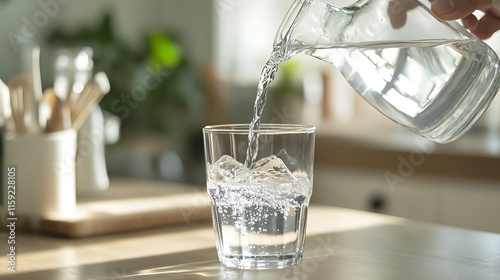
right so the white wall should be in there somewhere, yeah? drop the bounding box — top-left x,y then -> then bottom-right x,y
49,0 -> 214,64
0,0 -> 215,82
214,0 -> 293,84
0,1 -> 40,80
158,0 -> 214,66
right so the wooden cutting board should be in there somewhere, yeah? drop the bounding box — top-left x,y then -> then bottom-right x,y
30,178 -> 212,238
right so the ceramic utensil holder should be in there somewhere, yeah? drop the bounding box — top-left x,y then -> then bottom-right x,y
2,129 -> 76,229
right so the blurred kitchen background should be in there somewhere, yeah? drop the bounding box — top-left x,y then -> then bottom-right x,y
1,0 -> 500,233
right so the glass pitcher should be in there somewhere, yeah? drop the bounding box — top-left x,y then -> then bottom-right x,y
275,0 -> 500,143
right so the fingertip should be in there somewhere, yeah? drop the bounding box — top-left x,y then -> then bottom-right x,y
390,14 -> 407,29
430,6 -> 455,21
430,0 -> 491,20
474,30 -> 493,40
461,15 -> 479,30
472,13 -> 500,40
473,26 -> 495,40
431,0 -> 455,15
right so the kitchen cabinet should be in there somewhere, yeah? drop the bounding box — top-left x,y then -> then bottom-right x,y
312,121 -> 500,234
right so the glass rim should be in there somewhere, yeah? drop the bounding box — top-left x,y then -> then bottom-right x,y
203,123 -> 316,134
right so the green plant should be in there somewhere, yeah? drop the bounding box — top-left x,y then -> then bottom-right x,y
46,12 -> 203,134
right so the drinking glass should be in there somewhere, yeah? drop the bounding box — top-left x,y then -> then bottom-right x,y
203,124 -> 315,270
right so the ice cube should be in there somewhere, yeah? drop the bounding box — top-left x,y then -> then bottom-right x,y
253,155 -> 279,169
252,155 -> 297,182
276,149 -> 299,170
276,149 -> 309,179
210,155 -> 250,183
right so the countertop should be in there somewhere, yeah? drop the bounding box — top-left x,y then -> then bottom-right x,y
1,192 -> 500,279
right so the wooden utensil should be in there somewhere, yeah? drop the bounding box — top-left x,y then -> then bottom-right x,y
30,47 -> 44,131
6,48 -> 44,134
44,88 -> 70,132
70,72 -> 110,131
8,76 -> 31,135
0,78 -> 11,128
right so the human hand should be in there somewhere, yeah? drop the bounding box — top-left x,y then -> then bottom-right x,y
431,0 -> 500,39
388,0 -> 420,29
388,0 -> 500,40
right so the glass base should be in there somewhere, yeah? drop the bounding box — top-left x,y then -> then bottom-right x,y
219,252 -> 303,270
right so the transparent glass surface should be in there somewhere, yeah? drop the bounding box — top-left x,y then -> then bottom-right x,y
276,0 -> 500,142
203,124 -> 315,270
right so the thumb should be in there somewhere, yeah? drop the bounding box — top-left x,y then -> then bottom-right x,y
431,0 -> 493,20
